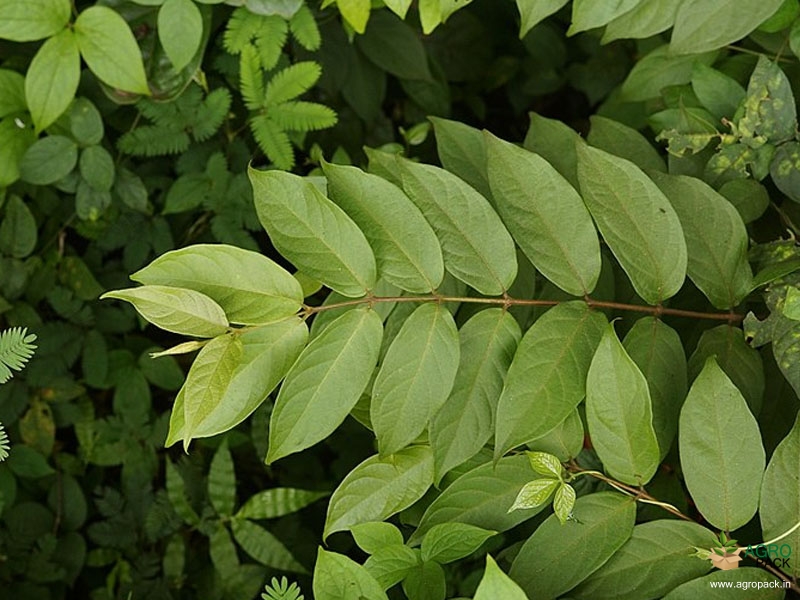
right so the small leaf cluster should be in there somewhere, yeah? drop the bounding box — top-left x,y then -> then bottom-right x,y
509,452 -> 576,525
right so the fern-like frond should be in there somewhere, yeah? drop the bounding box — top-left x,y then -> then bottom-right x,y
255,16 -> 289,71
262,576 -> 304,600
0,422 -> 9,462
240,45 -> 266,110
223,7 -> 262,54
193,88 -> 232,141
0,327 -> 37,384
118,126 -> 191,157
250,115 -> 294,170
269,101 -> 337,131
266,62 -> 322,105
289,5 -> 321,51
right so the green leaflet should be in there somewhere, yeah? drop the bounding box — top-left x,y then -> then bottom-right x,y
587,116 -> 666,173
397,158 -> 517,296
430,309 -> 520,483
623,317 -> 687,458
267,308 -> 382,463
664,568 -> 785,599
74,6 -> 150,95
351,522 -> 404,553
101,285 -> 229,338
510,492 -> 636,600
760,413 -> 800,577
524,111 -> 582,189
313,549 -> 388,600
166,319 -> 306,445
208,440 -> 235,517
132,244 -> 303,325
474,555 -> 528,600
402,560 -> 446,599
249,168 -> 377,298
0,0 -> 70,42
650,171 -> 752,309
495,302 -> 606,460
602,0 -> 683,43
691,63 -> 746,122
420,523 -> 496,564
355,10 -> 431,80
485,133 -> 601,296
236,488 -> 329,520
679,358 -> 766,531
364,546 -> 419,589
322,162 -> 444,293
572,520 -> 716,600
371,303 -> 459,456
670,0 -> 785,55
410,455 -> 546,545
586,325 -> 660,486
568,0 -> 643,35
429,117 -> 491,199
323,445 -> 433,539
207,521 -> 238,573
157,0 -> 203,72
739,56 -> 797,145
181,334 -> 243,451
688,325 -> 764,414
0,118 -> 35,188
25,29 -> 80,133
576,144 -> 687,305
19,135 -> 78,186
515,0 -> 569,38
619,45 -> 717,102
230,518 -> 305,573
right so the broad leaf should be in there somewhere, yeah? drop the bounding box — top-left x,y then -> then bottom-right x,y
166,318 -> 308,444
623,317 -> 687,458
363,545 -> 420,589
524,112 -> 582,188
323,162 -> 444,293
25,29 -> 80,133
180,334 -> 243,449
324,445 -> 433,539
691,63 -> 746,121
515,0 -> 569,38
509,479 -> 560,511
231,518 -> 305,572
679,358 -> 765,531
572,520 -> 716,600
0,196 -> 37,259
0,0 -> 70,41
495,302 -> 606,459
568,0 -> 643,35
760,413 -> 800,577
158,0 -> 203,72
74,6 -> 150,94
619,45 -> 716,102
527,409 -> 584,462
19,135 -> 78,186
410,455 -> 547,545
586,325 -> 660,485
236,488 -> 329,520
420,523 -> 495,564
371,303 -> 459,455
602,0 -> 683,43
102,286 -> 229,337
664,568 -> 785,599
650,171 -> 752,309
576,143 -> 687,304
510,492 -> 636,600
351,522 -> 404,554
486,132 -> 601,296
740,56 -> 797,145
474,555 -> 528,600
687,325 -> 764,415
132,244 -> 303,325
429,116 -> 491,199
355,11 -> 430,79
250,168 -> 377,298
267,308 -> 382,463
670,0 -> 785,55
398,158 -> 517,296
430,309 -> 520,482
587,116 -> 666,173
335,0 -> 371,34
402,560 -> 446,600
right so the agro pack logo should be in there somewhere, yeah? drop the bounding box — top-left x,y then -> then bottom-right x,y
693,532 -> 793,571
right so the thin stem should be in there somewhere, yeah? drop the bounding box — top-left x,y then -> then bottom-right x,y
726,45 -> 793,63
760,518 -> 800,547
303,294 -> 743,323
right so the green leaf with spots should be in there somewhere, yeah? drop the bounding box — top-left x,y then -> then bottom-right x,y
770,141 -> 800,203
738,56 -> 797,145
